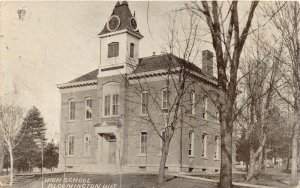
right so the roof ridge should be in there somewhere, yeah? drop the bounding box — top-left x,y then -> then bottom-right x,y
139,53 -> 171,60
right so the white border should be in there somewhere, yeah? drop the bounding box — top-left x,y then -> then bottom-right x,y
106,15 -> 120,32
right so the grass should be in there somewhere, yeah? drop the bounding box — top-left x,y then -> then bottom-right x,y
193,168 -> 300,188
6,173 -> 218,188
1,168 -> 299,188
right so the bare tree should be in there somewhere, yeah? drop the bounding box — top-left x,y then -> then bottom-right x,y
185,1 -> 259,187
0,104 -> 24,186
0,138 -> 4,175
263,1 -> 300,184
237,32 -> 282,180
123,12 -> 216,185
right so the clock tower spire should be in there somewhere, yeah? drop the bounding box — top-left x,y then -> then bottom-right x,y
98,1 -> 143,77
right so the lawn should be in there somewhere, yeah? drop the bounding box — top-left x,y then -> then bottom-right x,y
193,168 -> 299,188
6,173 -> 218,188
1,169 -> 299,188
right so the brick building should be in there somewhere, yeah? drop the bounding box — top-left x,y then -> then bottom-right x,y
57,1 -> 221,173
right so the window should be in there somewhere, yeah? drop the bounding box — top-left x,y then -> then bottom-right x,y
130,43 -> 135,58
141,91 -> 149,115
104,95 -> 111,116
140,131 -> 148,154
69,99 -> 75,121
202,133 -> 207,157
112,94 -> 119,115
85,98 -> 92,119
214,136 -> 220,159
104,94 -> 119,116
162,89 -> 171,113
215,112 -> 219,123
84,133 -> 91,156
190,91 -> 195,115
67,135 -> 74,156
188,131 -> 194,156
108,42 -> 119,58
202,96 -> 208,120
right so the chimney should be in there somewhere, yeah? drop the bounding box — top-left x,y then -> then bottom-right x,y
202,50 -> 214,76
152,52 -> 156,56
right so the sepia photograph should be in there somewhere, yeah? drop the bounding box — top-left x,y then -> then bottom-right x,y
0,1 -> 299,188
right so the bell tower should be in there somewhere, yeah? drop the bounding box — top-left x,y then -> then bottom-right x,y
98,1 -> 143,77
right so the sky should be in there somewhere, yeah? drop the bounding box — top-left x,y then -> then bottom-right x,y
0,1 -> 191,142
0,1 -> 261,142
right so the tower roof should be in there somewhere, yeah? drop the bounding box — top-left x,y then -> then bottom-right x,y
99,1 -> 143,38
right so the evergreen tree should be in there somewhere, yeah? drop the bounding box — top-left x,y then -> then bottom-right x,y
14,106 -> 47,172
43,140 -> 58,171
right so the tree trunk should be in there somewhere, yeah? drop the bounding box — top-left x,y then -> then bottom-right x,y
286,157 -> 290,172
286,142 -> 291,172
246,133 -> 266,181
0,143 -> 4,175
8,142 -> 13,187
291,106 -> 300,184
158,138 -> 171,185
219,117 -> 232,188
246,148 -> 256,181
257,149 -> 263,171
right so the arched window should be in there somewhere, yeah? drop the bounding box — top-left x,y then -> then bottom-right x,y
202,133 -> 207,157
130,43 -> 135,58
67,134 -> 75,156
85,98 -> 92,119
108,42 -> 119,58
140,131 -> 148,154
188,130 -> 194,156
69,99 -> 75,121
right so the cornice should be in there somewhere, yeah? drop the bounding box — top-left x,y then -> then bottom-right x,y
57,80 -> 97,89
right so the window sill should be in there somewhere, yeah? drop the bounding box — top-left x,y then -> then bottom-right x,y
67,120 -> 75,123
102,115 -> 121,118
84,118 -> 93,121
213,158 -> 220,161
137,154 -> 148,157
83,155 -> 91,157
201,156 -> 208,160
140,114 -> 148,117
188,155 -> 195,158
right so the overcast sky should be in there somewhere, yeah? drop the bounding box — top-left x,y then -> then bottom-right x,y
0,1 -> 192,142
0,1 -> 260,142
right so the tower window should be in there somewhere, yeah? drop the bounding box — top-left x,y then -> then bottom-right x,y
130,43 -> 135,58
108,42 -> 119,58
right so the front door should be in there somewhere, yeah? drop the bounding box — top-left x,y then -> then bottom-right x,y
108,135 -> 116,164
98,134 -> 117,165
